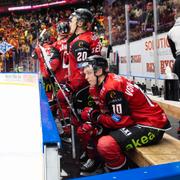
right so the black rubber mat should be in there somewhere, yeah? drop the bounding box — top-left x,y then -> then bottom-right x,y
59,138 -> 81,179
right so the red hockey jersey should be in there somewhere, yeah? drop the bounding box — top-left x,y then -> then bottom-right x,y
53,37 -> 69,83
68,31 -> 102,91
89,73 -> 170,130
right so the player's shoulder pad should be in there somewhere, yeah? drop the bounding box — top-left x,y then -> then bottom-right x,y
106,90 -> 130,115
71,40 -> 90,53
106,90 -> 124,106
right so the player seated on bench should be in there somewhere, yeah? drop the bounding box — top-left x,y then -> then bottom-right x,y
76,55 -> 171,175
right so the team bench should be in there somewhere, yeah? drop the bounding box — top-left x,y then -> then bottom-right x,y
127,133 -> 180,167
147,94 -> 180,120
127,95 -> 180,167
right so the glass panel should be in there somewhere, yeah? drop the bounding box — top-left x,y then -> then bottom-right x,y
156,0 -> 175,79
128,0 -> 154,41
157,0 -> 175,34
102,0 -> 126,45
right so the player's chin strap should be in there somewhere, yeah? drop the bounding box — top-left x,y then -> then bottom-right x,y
66,20 -> 81,53
94,70 -> 107,88
39,44 -> 78,159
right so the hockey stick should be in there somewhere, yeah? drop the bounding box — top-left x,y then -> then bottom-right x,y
39,43 -> 77,159
39,44 -> 80,122
47,78 -> 67,134
38,30 -> 70,132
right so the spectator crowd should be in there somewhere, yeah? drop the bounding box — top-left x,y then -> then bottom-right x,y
103,0 -> 175,45
0,0 -> 176,71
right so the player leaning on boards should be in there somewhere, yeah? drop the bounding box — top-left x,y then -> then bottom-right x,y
77,55 -> 171,173
57,8 -> 102,127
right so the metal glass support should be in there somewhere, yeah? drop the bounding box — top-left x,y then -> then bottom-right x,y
153,0 -> 159,86
125,3 -> 131,76
107,16 -> 112,45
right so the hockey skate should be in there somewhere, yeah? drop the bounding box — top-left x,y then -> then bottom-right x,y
80,158 -> 104,176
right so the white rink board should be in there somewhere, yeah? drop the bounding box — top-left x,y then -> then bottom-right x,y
113,32 -> 174,79
0,73 -> 44,180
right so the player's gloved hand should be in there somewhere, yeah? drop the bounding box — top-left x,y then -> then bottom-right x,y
77,122 -> 99,141
81,107 -> 100,122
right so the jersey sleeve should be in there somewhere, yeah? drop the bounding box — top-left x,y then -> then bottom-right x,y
97,90 -> 133,129
98,113 -> 134,129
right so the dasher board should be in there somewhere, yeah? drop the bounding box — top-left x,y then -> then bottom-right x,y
0,73 -> 44,180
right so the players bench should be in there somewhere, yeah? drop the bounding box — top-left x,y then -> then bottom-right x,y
127,94 -> 180,167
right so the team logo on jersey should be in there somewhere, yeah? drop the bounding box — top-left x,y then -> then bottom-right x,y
109,90 -> 117,99
87,95 -> 96,107
78,41 -> 84,47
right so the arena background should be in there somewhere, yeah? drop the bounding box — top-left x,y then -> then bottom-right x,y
0,0 -> 179,179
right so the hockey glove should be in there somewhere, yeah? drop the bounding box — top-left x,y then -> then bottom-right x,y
81,107 -> 100,122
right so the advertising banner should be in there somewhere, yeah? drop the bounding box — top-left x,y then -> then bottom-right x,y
113,32 -> 174,79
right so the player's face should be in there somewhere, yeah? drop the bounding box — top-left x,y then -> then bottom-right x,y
69,16 -> 77,34
83,66 -> 96,87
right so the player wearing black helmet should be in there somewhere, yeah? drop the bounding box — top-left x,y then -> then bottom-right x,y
77,55 -> 171,174
53,21 -> 70,83
81,55 -> 109,87
69,8 -> 94,34
52,21 -> 72,142
57,8 -> 102,128
32,29 -> 59,101
84,55 -> 108,73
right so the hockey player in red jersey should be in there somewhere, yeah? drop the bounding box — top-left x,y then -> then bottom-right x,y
77,55 -> 171,173
32,29 -> 71,142
32,30 -> 59,101
67,8 -> 102,91
53,21 -> 69,83
56,8 -> 102,127
52,21 -> 72,142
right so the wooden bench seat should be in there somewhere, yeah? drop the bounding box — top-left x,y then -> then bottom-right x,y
148,94 -> 180,120
127,133 -> 180,167
126,95 -> 180,167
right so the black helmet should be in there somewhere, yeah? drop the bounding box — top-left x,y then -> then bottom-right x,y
85,55 -> 108,73
57,21 -> 69,35
69,8 -> 93,24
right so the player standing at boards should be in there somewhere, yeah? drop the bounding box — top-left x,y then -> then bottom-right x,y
57,8 -> 102,127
